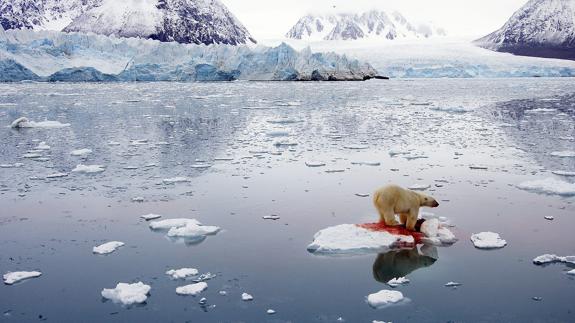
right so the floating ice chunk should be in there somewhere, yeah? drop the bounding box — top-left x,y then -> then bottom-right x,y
420,219 -> 439,237
408,184 -> 430,191
130,139 -> 148,146
166,268 -> 199,279
10,117 -> 70,129
23,153 -> 42,158
149,218 -> 201,230
351,161 -> 381,166
430,106 -> 472,113
107,141 -> 121,146
35,142 -> 50,150
190,164 -> 212,169
241,292 -> 254,301
387,277 -> 410,288
389,149 -> 410,157
0,163 -> 23,168
373,321 -> 392,323
567,269 -> 575,275
470,232 -> 506,249
46,172 -> 68,179
93,241 -> 124,255
267,118 -> 302,124
552,171 -> 575,177
267,309 -> 276,314
525,108 -> 557,113
445,282 -> 462,287
140,214 -> 162,221
344,144 -> 369,150
3,271 -> 42,285
163,177 -> 190,184
194,272 -> 216,282
533,254 -> 575,265
366,290 -> 406,308
469,166 -> 488,170
263,215 -> 280,220
131,197 -> 145,202
544,216 -> 554,221
266,130 -> 290,137
305,161 -> 326,167
325,169 -> 345,173
167,222 -> 220,238
72,164 -> 105,174
550,151 -> 575,158
307,224 -> 414,255
101,282 -> 151,305
219,290 -> 227,295
70,148 -> 92,156
419,219 -> 458,246
176,282 -> 208,296
274,140 -> 298,146
517,178 -> 575,196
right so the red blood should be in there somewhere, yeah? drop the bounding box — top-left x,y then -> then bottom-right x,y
357,222 -> 425,244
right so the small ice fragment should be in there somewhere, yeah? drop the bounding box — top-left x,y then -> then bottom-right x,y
351,161 -> 381,166
517,178 -> 575,196
470,232 -> 506,249
149,218 -> 201,230
46,172 -> 68,179
305,161 -> 326,167
544,216 -> 554,221
194,272 -> 216,282
532,297 -> 543,301
72,164 -> 105,174
131,197 -> 145,202
445,282 -> 462,287
130,139 -> 148,146
163,177 -> 190,184
3,271 -> 42,285
190,164 -> 211,169
35,142 -> 50,150
325,169 -> 345,173
263,215 -> 280,220
266,130 -> 290,137
430,106 -> 471,113
241,292 -> 253,301
10,117 -> 70,129
567,269 -> 575,275
166,268 -> 199,279
22,153 -> 42,158
140,214 -> 162,221
70,148 -> 92,156
408,184 -> 430,191
175,282 -> 208,296
420,219 -> 439,238
343,144 -> 368,149
93,241 -> 124,255
355,193 -> 370,197
552,170 -> 575,177
101,282 -> 151,305
219,290 -> 227,295
107,141 -> 121,146
469,166 -> 488,170
267,309 -> 276,315
533,254 -> 575,265
167,223 -> 220,238
366,290 -> 405,308
387,277 -> 410,288
550,151 -> 575,158
199,297 -> 207,305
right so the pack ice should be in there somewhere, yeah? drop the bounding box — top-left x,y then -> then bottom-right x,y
3,271 -> 42,285
101,282 -> 151,305
516,178 -> 575,196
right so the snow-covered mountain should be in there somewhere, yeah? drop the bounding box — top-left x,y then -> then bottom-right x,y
0,0 -> 101,31
0,0 -> 255,45
475,0 -> 575,60
286,10 -> 446,41
64,0 -> 255,45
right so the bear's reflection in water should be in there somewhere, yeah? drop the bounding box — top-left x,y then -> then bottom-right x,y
373,245 -> 438,283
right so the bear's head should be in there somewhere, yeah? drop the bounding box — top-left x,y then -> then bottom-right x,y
418,193 -> 439,208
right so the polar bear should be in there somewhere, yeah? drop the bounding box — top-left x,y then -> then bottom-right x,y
373,184 -> 439,231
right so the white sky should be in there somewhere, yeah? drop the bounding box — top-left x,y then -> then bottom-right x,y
221,0 -> 529,40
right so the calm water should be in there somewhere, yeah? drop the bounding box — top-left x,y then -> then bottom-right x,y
0,79 -> 574,323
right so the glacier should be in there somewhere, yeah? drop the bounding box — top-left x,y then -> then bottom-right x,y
0,29 -> 376,82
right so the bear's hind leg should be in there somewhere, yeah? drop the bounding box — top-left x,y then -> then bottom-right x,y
382,208 -> 400,226
399,213 -> 408,225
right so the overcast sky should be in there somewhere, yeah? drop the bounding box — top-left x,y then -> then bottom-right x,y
221,0 -> 529,40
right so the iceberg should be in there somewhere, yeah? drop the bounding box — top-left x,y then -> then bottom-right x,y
0,29 -> 375,82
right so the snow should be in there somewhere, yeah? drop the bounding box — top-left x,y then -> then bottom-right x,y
550,151 -> 575,158
307,224 -> 414,255
517,178 -> 575,196
70,148 -> 92,156
149,218 -> 201,230
533,254 -> 575,265
72,164 -> 105,174
140,213 -> 162,221
241,292 -> 254,301
175,282 -> 208,296
167,222 -> 220,238
166,268 -> 199,279
470,232 -> 507,249
101,282 -> 151,305
3,271 -> 42,285
93,241 -> 124,254
10,117 -> 70,128
366,290 -> 406,308
420,219 -> 458,246
387,277 -> 410,288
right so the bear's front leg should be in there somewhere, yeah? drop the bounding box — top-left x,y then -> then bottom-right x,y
405,208 -> 419,231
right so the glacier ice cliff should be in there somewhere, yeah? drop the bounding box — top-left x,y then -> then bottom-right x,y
0,29 -> 376,82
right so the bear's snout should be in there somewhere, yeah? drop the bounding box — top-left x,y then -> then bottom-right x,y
432,201 -> 439,207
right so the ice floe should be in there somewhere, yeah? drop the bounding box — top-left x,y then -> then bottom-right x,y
176,282 -> 207,296
101,282 -> 151,305
552,171 -> 575,177
72,164 -> 105,174
167,222 -> 220,239
149,218 -> 201,230
241,292 -> 254,301
3,271 -> 42,285
35,142 -> 50,150
163,177 -> 191,184
351,161 -> 381,166
266,130 -> 291,137
550,151 -> 575,158
567,269 -> 575,275
267,309 -> 276,315
305,161 -> 326,167
343,144 -> 369,150
470,232 -> 506,249
408,184 -> 431,191
263,215 -> 281,220
140,214 -> 162,221
166,268 -> 199,279
46,172 -> 68,179
430,106 -> 472,113
366,290 -> 407,308
445,282 -> 462,287
10,117 -> 70,129
307,224 -> 414,255
420,219 -> 457,246
70,148 -> 92,156
387,277 -> 410,288
93,241 -> 125,255
533,254 -> 575,265
516,178 -> 575,196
